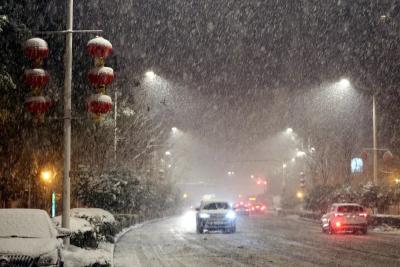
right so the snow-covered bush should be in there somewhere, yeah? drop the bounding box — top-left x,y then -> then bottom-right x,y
70,208 -> 118,244
305,183 -> 396,213
73,170 -> 183,220
304,185 -> 335,213
53,216 -> 97,248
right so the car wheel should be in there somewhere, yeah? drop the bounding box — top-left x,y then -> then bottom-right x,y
231,225 -> 236,233
328,222 -> 335,235
361,227 -> 367,235
196,223 -> 203,234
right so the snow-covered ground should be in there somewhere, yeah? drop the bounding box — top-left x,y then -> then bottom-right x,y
372,224 -> 400,234
64,242 -> 113,267
114,213 -> 400,267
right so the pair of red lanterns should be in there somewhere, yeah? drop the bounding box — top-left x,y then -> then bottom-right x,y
361,150 -> 394,162
23,36 -> 115,122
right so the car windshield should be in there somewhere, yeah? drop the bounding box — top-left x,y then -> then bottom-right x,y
203,202 -> 230,210
337,206 -> 364,213
0,211 -> 53,238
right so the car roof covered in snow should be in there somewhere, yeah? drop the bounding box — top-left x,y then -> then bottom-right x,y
0,209 -> 56,238
332,203 -> 363,206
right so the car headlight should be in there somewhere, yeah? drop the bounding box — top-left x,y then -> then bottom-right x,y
226,210 -> 236,220
37,249 -> 59,266
199,213 -> 210,219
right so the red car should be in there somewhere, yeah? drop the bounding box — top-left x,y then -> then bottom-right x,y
234,202 -> 250,215
250,203 -> 267,214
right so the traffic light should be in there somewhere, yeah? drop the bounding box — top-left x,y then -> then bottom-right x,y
299,172 -> 305,188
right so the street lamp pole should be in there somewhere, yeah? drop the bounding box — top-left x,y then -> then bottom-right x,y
62,0 -> 73,244
372,94 -> 378,186
282,163 -> 287,194
114,90 -> 118,164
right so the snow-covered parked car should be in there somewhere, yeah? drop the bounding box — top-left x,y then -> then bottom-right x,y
196,200 -> 236,233
0,209 -> 70,266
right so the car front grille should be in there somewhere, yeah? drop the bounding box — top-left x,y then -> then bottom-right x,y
210,213 -> 226,220
0,255 -> 35,267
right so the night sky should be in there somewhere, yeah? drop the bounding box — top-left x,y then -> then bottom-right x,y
16,0 -> 400,191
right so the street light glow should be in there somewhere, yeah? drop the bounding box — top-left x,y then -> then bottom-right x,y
165,151 -> 171,156
296,191 -> 304,199
145,70 -> 156,79
285,128 -> 293,134
296,151 -> 306,158
40,170 -> 53,184
338,78 -> 350,89
282,163 -> 287,169
291,158 -> 296,163
171,127 -> 178,133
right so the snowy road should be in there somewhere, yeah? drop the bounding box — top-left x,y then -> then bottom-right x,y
114,213 -> 400,267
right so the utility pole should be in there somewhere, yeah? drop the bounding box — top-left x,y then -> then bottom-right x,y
62,0 -> 73,245
372,94 -> 378,186
114,90 -> 118,164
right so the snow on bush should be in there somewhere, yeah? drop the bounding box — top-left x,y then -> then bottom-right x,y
53,216 -> 93,234
71,208 -> 115,224
64,244 -> 111,267
53,216 -> 97,248
70,208 -> 118,244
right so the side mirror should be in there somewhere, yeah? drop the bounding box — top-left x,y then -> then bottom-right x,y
195,207 -> 200,211
57,227 -> 72,238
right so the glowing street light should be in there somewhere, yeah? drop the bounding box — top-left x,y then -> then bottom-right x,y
296,191 -> 304,199
171,127 -> 178,133
183,193 -> 188,199
296,151 -> 306,158
227,171 -> 235,176
165,151 -> 171,156
145,70 -> 156,79
337,78 -> 350,90
291,158 -> 296,163
285,128 -> 293,134
40,170 -> 54,184
282,163 -> 287,169
250,174 -> 255,179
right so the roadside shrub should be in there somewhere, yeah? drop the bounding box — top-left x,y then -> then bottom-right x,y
71,230 -> 98,248
304,185 -> 335,213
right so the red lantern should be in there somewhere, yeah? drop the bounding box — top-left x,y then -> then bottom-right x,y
25,96 -> 52,115
86,37 -> 112,59
23,38 -> 49,61
88,67 -> 114,86
361,151 -> 368,161
383,151 -> 394,162
24,69 -> 50,88
86,94 -> 113,115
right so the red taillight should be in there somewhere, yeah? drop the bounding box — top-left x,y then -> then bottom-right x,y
334,213 -> 344,217
335,221 -> 341,228
359,213 -> 367,218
